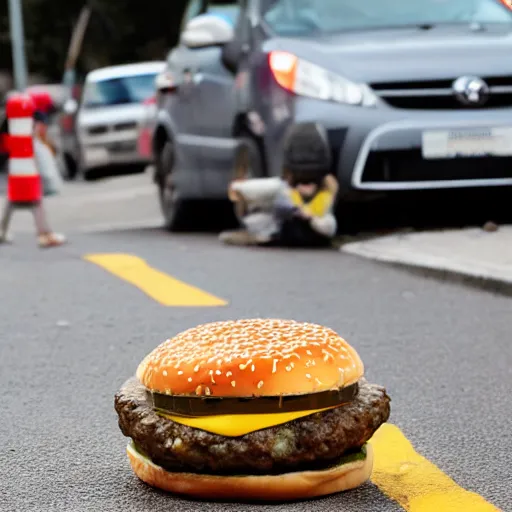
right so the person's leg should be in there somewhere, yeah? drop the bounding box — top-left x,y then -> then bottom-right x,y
279,217 -> 332,248
0,201 -> 13,243
32,202 -> 66,247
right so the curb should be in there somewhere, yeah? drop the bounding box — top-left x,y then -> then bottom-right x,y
340,247 -> 512,298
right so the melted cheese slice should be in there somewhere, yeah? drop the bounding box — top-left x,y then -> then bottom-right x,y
158,405 -> 339,437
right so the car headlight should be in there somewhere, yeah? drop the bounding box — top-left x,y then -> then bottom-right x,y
269,51 -> 377,107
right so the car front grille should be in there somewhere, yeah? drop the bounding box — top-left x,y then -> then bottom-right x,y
371,76 -> 512,110
361,149 -> 512,183
106,140 -> 137,153
88,125 -> 109,135
113,122 -> 138,131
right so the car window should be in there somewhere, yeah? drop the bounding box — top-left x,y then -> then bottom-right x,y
205,0 -> 241,26
260,0 -> 512,36
182,0 -> 205,29
82,73 -> 158,109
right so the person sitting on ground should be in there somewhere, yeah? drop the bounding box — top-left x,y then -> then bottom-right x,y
219,122 -> 338,247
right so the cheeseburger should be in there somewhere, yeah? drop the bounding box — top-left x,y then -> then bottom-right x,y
114,319 -> 390,501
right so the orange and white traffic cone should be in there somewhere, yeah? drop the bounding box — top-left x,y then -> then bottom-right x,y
0,93 -> 65,248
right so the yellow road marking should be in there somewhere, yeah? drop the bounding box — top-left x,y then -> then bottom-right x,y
84,253 -> 227,307
369,424 -> 500,512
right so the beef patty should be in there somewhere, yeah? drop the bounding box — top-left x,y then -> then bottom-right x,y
115,377 -> 390,475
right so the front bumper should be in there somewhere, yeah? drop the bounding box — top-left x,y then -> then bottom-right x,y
82,142 -> 150,170
292,99 -> 512,192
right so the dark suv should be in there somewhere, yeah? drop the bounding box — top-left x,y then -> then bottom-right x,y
152,0 -> 512,230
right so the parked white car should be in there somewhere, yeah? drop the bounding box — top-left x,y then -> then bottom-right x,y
60,61 -> 166,180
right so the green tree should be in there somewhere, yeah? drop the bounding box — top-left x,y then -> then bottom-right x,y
0,0 -> 187,83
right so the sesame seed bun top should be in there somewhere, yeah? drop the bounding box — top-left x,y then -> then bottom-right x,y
136,319 -> 364,397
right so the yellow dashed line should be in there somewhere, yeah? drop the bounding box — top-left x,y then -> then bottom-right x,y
369,424 -> 501,511
84,253 -> 227,307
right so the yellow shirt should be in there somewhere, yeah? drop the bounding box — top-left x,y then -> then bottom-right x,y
289,189 -> 334,217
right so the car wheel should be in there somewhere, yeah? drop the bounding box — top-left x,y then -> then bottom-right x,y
157,140 -> 194,232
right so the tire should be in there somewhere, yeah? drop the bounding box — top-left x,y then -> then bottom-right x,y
157,139 -> 194,232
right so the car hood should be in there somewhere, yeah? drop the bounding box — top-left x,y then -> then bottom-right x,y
78,104 -> 146,128
264,24 -> 512,84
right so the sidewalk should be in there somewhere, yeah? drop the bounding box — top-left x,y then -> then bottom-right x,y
340,225 -> 512,296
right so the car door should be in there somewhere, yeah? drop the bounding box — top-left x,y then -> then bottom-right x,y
189,1 -> 250,170
159,0 -> 205,143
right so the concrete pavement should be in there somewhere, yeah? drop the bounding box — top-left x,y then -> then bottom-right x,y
0,169 -> 163,235
341,226 -> 512,297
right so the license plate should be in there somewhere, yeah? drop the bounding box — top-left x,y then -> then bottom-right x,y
421,127 -> 512,159
85,147 -> 109,163
109,141 -> 136,153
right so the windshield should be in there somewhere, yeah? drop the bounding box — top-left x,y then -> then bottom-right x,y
260,0 -> 512,36
83,73 -> 157,109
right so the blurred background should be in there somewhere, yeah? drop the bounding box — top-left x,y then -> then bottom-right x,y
0,0 -> 186,93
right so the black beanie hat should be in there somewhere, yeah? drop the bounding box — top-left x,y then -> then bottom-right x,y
282,122 -> 331,183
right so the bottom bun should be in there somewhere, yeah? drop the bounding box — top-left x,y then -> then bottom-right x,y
126,442 -> 373,502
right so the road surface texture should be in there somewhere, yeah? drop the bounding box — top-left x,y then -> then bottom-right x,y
0,173 -> 510,512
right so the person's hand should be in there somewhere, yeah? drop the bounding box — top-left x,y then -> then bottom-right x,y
228,180 -> 244,203
296,208 -> 312,221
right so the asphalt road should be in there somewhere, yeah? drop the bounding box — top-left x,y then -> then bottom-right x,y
0,174 -> 510,512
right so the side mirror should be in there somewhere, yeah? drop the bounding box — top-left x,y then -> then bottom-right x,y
181,14 -> 234,49
63,98 -> 78,115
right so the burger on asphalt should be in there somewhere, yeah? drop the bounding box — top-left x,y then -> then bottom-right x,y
114,319 -> 391,501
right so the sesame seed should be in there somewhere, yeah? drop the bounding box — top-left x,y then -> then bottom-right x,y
177,371 -> 184,376
210,370 -> 216,384
315,378 -> 322,385
194,365 -> 200,373
231,381 -> 236,387
195,385 -> 203,395
285,366 -> 292,372
306,350 -> 313,356
251,365 -> 255,372
188,377 -> 193,383
205,386 -> 211,396
290,362 -> 295,368
257,381 -> 264,389
216,370 -> 222,376
217,360 -> 222,366
306,373 -> 312,379
162,370 -> 168,377
272,359 -> 278,374
226,371 -> 232,378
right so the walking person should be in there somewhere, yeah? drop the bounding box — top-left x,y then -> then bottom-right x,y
0,93 -> 66,248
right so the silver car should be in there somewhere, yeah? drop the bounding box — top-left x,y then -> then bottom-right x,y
62,61 -> 166,180
151,0 -> 512,231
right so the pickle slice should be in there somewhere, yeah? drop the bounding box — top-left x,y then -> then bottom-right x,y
148,382 -> 358,417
